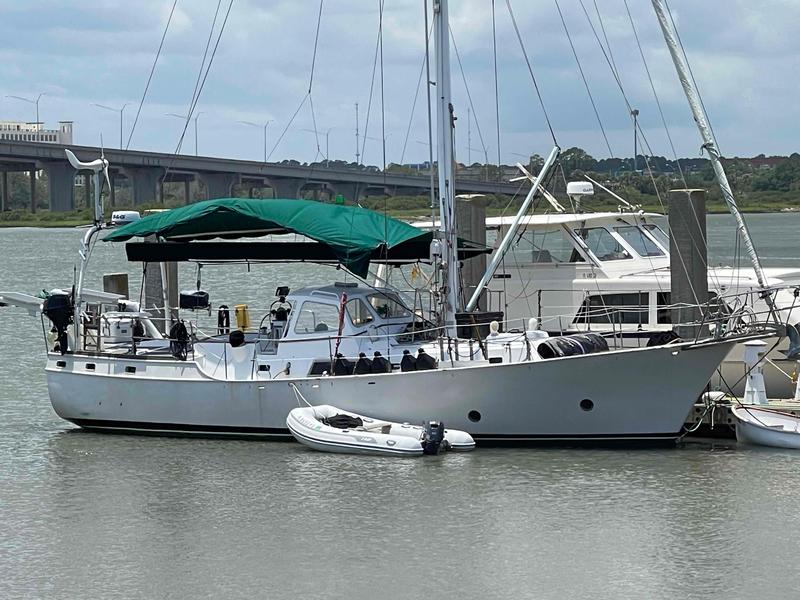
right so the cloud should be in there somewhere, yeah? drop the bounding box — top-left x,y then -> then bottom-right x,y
0,1 -> 796,164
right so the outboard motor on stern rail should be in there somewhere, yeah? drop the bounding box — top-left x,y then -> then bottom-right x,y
42,292 -> 74,355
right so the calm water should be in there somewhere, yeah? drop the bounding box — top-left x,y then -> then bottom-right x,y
2,214 -> 800,599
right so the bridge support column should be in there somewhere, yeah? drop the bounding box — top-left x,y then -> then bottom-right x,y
123,167 -> 165,206
30,169 -> 37,213
41,162 -> 75,212
199,172 -> 240,200
1,171 -> 7,212
268,177 -> 304,199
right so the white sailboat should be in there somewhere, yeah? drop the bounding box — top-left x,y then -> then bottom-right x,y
0,0 -> 777,443
732,406 -> 800,450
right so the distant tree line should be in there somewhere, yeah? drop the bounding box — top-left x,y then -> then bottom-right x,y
2,147 -> 799,216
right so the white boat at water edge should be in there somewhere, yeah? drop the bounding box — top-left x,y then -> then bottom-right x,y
733,405 -> 800,449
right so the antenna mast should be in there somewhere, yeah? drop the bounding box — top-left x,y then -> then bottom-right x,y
355,102 -> 360,165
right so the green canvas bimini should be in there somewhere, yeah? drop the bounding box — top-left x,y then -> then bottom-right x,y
104,198 -> 483,277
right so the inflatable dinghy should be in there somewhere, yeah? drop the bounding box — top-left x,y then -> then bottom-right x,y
287,405 -> 475,456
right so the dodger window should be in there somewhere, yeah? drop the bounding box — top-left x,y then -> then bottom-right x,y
367,293 -> 411,319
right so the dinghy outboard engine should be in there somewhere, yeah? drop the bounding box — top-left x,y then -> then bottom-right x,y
422,421 -> 446,455
42,291 -> 74,355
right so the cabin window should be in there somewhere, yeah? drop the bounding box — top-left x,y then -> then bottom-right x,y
642,223 -> 670,250
574,227 -> 631,261
294,301 -> 340,334
367,293 -> 410,319
614,225 -> 665,257
574,293 -> 649,325
346,298 -> 374,326
510,229 -> 583,263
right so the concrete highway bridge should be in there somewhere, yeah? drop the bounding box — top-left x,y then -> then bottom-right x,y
0,141 -> 527,212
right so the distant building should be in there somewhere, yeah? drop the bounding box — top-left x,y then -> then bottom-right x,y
0,120 -> 73,144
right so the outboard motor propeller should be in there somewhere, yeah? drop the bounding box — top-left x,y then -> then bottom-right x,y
42,292 -> 74,355
422,421 -> 446,455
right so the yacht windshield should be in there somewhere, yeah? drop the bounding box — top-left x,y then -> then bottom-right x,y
368,293 -> 411,319
642,223 -> 670,251
575,227 -> 631,261
508,229 -> 583,263
614,225 -> 665,257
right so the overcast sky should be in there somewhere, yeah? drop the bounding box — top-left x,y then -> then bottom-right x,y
0,1 -> 797,165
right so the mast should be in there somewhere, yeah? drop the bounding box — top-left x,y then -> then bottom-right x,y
433,0 -> 459,336
651,0 -> 771,300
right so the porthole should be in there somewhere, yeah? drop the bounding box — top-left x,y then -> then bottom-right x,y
580,399 -> 594,412
468,410 -> 482,422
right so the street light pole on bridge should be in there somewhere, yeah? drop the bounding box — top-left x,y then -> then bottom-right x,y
93,103 -> 131,150
7,92 -> 46,127
238,120 -> 273,164
167,112 -> 205,156
301,127 -> 335,165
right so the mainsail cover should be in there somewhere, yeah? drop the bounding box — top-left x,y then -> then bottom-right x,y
103,198 -> 474,277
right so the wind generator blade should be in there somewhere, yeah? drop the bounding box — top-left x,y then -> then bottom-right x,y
103,161 -> 112,194
64,149 -> 106,172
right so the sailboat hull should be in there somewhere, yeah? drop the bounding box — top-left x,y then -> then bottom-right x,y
45,339 -> 736,443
